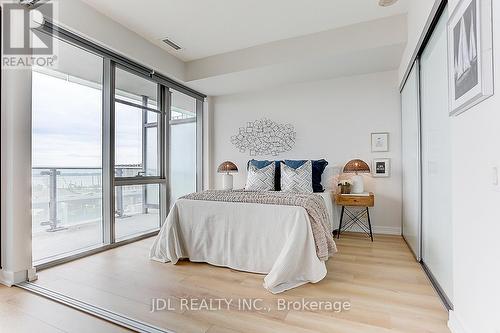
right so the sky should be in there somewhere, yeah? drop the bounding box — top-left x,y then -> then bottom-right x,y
32,70 -> 196,199
32,71 -> 142,168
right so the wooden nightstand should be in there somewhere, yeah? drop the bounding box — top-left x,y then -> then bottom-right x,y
335,192 -> 374,241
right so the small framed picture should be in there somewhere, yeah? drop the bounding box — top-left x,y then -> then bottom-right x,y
371,132 -> 389,152
447,0 -> 493,116
372,158 -> 390,178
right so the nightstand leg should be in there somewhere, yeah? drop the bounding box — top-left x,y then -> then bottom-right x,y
366,207 -> 373,242
338,206 -> 345,239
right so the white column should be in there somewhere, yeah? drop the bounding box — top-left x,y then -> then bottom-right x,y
0,67 -> 37,286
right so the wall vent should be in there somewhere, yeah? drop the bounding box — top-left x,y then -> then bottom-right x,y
161,38 -> 181,51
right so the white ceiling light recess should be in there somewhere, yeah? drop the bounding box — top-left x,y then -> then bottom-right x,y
379,0 -> 399,7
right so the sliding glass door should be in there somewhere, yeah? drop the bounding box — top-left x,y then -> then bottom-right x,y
420,6 -> 453,303
401,62 -> 421,260
31,27 -> 204,266
400,5 -> 452,306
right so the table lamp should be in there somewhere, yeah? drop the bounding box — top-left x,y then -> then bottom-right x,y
343,159 -> 370,194
217,161 -> 238,190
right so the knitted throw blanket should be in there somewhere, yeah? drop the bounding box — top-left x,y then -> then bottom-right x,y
181,190 -> 337,261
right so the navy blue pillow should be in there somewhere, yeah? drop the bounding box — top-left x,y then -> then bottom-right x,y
247,159 -> 281,190
284,159 -> 329,192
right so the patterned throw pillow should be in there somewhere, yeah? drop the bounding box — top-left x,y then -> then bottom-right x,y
245,163 -> 275,191
280,160 -> 313,192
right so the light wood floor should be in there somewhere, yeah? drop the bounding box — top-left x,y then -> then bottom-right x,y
30,232 -> 450,333
0,284 -> 129,332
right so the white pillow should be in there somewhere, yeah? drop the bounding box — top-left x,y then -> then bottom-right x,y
280,160 -> 313,192
245,163 -> 275,191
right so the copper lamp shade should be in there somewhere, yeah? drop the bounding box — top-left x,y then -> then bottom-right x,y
343,159 -> 370,194
217,161 -> 238,174
343,159 -> 370,174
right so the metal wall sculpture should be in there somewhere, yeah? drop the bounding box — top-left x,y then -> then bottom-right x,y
230,118 -> 296,156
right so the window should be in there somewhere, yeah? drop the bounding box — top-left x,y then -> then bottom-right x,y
171,89 -> 196,120
32,37 -> 104,264
115,67 -> 160,178
114,184 -> 160,241
113,67 -> 164,240
30,23 -> 204,266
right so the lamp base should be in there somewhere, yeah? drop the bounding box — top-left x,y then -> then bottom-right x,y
351,175 -> 364,194
222,174 -> 234,190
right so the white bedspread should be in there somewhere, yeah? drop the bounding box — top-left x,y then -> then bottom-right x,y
150,197 -> 334,293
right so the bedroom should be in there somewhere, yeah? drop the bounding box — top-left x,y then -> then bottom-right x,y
1,0 -> 499,332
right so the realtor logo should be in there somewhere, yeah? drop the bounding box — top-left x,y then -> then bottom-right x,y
2,2 -> 57,67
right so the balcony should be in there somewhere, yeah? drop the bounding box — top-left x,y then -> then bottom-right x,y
32,166 -> 160,265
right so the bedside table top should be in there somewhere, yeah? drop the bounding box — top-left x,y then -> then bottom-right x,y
335,192 -> 374,207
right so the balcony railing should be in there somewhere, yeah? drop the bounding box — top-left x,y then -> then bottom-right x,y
32,165 -> 150,232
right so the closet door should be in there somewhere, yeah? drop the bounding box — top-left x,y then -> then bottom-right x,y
401,62 -> 421,260
420,7 -> 453,303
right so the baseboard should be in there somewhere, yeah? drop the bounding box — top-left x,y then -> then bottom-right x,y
373,226 -> 401,235
0,269 -> 25,286
338,225 -> 401,236
448,310 -> 469,333
0,268 -> 37,286
0,270 -> 7,286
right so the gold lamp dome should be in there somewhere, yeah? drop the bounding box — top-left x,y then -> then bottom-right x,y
217,161 -> 238,174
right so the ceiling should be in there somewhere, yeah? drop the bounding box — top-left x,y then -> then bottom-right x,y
80,0 -> 409,62
186,13 -> 407,95
188,43 -> 405,96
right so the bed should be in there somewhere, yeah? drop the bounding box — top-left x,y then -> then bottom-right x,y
149,191 -> 339,294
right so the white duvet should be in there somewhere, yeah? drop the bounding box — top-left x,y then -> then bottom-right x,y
150,192 -> 338,293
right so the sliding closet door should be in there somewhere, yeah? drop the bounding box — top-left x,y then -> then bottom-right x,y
420,7 -> 453,302
401,62 -> 421,260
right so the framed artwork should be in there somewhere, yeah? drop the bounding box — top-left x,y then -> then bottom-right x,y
447,0 -> 493,116
372,158 -> 390,178
371,132 -> 389,152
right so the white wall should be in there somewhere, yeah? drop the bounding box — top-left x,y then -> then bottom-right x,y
211,71 -> 402,234
447,0 -> 500,332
